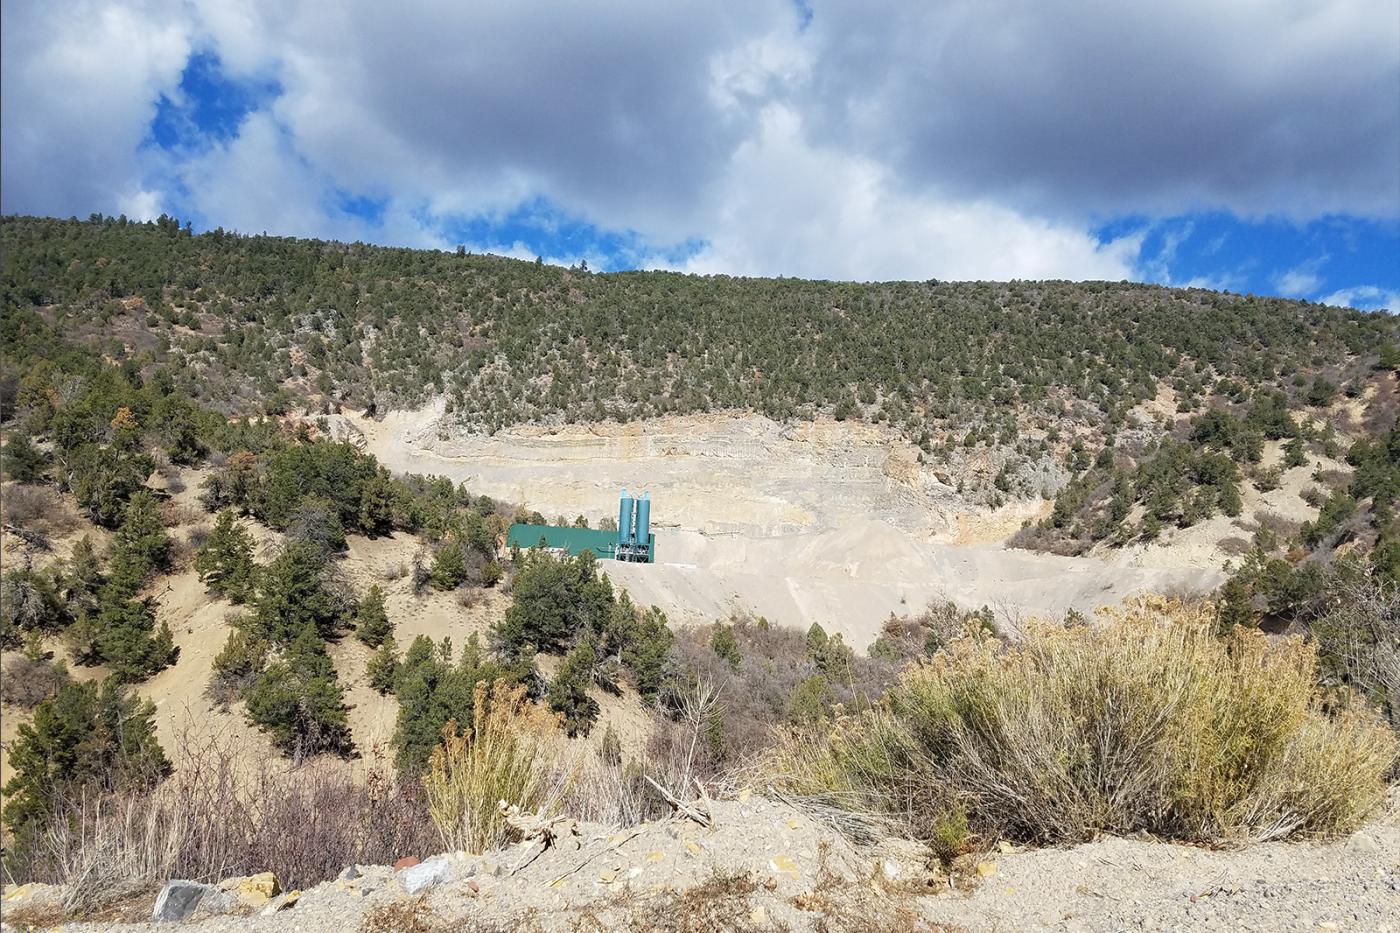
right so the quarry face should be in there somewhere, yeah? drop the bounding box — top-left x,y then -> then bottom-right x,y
349,404 -> 1223,649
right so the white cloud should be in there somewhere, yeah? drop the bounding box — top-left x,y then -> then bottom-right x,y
1275,262 -> 1325,298
0,0 -> 194,217
1320,285 -> 1400,313
1,0 -> 1395,285
673,105 -> 1138,281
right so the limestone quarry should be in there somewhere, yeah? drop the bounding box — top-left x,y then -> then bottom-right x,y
340,404 -> 1225,648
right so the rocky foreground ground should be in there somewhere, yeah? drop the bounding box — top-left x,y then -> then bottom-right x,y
3,795 -> 1397,932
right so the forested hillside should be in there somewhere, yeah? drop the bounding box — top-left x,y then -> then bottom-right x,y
3,214 -> 1392,442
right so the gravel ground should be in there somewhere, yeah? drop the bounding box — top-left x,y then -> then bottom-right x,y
6,796 -> 1396,932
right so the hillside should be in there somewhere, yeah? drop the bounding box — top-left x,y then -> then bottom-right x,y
3,214 -> 1392,441
1,214 -> 1397,931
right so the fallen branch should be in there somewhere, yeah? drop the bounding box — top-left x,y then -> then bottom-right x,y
645,775 -> 713,828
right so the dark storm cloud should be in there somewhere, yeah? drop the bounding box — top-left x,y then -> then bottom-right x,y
798,0 -> 1400,219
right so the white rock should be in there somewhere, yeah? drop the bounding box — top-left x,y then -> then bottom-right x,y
399,857 -> 454,894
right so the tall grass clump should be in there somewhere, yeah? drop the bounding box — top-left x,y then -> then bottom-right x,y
773,597 -> 1395,846
423,679 -> 566,853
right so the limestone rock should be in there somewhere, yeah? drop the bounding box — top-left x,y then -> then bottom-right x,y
235,871 -> 280,907
260,889 -> 301,915
399,857 -> 454,895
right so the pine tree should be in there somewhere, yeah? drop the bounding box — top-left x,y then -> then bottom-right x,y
107,490 -> 170,597
366,639 -> 400,694
95,594 -> 178,682
548,639 -> 598,737
249,541 -> 341,643
2,679 -> 169,858
195,509 -> 258,603
243,623 -> 353,758
357,469 -> 398,535
430,538 -> 468,589
355,584 -> 393,647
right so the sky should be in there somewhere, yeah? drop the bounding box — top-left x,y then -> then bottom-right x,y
2,1 -> 1397,310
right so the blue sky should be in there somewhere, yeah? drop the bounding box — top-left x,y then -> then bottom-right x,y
2,1 -> 1396,309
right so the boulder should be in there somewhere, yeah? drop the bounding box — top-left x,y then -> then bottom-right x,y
399,857 -> 454,895
235,872 -> 280,907
152,880 -> 215,922
260,889 -> 301,915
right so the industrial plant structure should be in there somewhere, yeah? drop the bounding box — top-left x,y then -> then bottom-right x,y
505,489 -> 655,563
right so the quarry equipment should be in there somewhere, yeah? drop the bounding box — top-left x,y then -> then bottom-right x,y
617,490 -> 653,562
505,489 -> 655,563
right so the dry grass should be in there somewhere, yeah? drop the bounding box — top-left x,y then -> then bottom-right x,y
424,680 -> 567,854
15,728 -> 436,906
773,596 -> 1396,846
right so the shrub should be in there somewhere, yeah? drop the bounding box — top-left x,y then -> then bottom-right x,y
6,732 -> 435,893
424,680 -> 564,854
710,624 -> 742,669
2,679 -> 170,862
0,656 -> 71,708
773,597 -> 1396,845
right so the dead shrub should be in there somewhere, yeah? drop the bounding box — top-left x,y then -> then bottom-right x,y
1218,536 -> 1252,557
1,655 -> 71,708
14,727 -> 436,893
424,680 -> 566,854
773,596 -> 1396,846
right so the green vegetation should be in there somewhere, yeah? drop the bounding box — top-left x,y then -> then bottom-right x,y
4,215 -> 1391,451
774,598 -> 1395,846
2,679 -> 169,863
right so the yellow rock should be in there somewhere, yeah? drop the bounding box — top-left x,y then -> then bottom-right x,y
2,883 -> 45,902
737,788 -> 753,802
749,904 -> 769,925
237,872 -> 281,907
975,861 -> 998,878
786,818 -> 802,830
769,855 -> 799,879
685,841 -> 703,857
645,850 -> 665,863
260,890 -> 300,916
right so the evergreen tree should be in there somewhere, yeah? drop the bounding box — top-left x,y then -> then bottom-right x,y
107,490 -> 170,596
249,541 -> 341,643
496,551 -> 615,654
1,432 -> 48,483
242,623 -> 353,758
366,638 -> 400,694
354,584 -> 393,647
357,469 -> 398,535
95,594 -> 177,682
2,679 -> 169,857
194,509 -> 258,603
430,538 -> 468,589
548,638 -> 598,737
